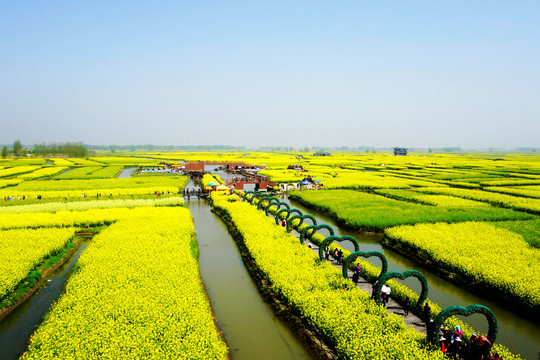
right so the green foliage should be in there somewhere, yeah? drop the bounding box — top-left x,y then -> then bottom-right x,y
290,190 -> 533,232
13,140 -> 24,157
32,142 -> 88,157
492,219 -> 540,248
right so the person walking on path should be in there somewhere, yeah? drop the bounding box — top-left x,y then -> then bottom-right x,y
337,249 -> 343,265
352,264 -> 362,283
403,295 -> 411,316
423,302 -> 431,322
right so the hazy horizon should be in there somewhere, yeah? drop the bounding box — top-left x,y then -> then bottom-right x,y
1,2 -> 539,148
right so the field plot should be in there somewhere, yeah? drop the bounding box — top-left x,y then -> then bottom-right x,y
0,197 -> 184,214
17,167 -> 68,180
1,175 -> 187,201
52,165 -> 125,180
484,185 -> 540,199
289,190 -> 533,232
52,166 -> 103,179
0,166 -> 41,178
385,222 -> 540,316
0,227 -> 77,309
20,207 -> 228,359
416,187 -> 540,214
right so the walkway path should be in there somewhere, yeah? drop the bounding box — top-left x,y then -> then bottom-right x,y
290,229 -> 428,335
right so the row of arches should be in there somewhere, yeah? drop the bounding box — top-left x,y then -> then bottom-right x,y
239,190 -> 498,352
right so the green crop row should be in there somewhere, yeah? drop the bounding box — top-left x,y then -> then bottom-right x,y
416,187 -> 540,214
484,186 -> 540,200
289,190 -> 533,232
18,166 -> 68,180
0,197 -> 185,214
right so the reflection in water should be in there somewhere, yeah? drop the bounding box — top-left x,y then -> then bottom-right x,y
283,195 -> 539,360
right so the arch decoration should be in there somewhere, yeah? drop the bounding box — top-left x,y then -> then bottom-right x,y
374,270 -> 429,311
431,304 -> 498,356
266,201 -> 290,216
341,251 -> 388,281
286,214 -> 317,233
318,235 -> 359,259
300,224 -> 335,245
275,208 -> 302,225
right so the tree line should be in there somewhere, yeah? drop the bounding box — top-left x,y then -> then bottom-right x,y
1,141 -> 88,158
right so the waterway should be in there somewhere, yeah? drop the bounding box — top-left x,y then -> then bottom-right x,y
117,167 -> 137,178
186,183 -> 313,360
280,194 -> 539,360
0,243 -> 89,360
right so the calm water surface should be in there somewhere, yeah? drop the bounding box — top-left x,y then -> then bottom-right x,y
187,183 -> 312,360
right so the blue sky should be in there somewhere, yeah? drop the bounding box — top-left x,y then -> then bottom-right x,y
1,1 -> 539,148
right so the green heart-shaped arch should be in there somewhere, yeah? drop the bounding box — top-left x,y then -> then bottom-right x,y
287,214 -> 317,233
256,195 -> 273,209
266,201 -> 290,216
250,193 -> 265,205
243,190 -> 263,200
300,224 -> 335,245
431,304 -> 498,354
318,235 -> 360,259
275,208 -> 303,225
342,251 -> 387,281
374,270 -> 429,311
257,196 -> 279,210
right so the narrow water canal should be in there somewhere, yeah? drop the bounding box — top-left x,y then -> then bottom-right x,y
0,242 -> 89,360
282,195 -> 539,360
187,193 -> 313,360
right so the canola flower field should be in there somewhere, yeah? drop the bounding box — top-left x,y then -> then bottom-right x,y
260,194 -> 521,360
20,207 -> 228,359
0,227 -> 76,302
211,192 -> 446,359
385,222 -> 540,316
1,151 -> 539,359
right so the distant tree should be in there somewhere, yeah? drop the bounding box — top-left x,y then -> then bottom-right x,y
30,142 -> 87,157
428,147 -> 433,153
13,140 -> 23,156
1,146 -> 8,158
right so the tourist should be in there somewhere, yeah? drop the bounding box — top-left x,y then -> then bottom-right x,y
403,295 -> 411,316
324,247 -> 330,261
371,281 -> 378,299
352,264 -> 361,283
423,302 -> 431,321
468,332 -> 482,359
